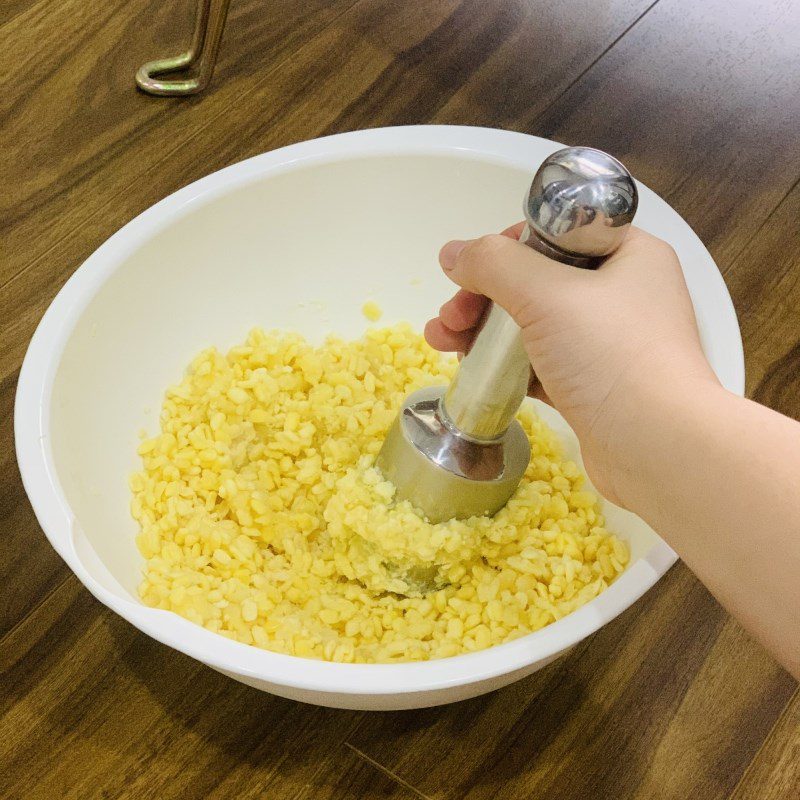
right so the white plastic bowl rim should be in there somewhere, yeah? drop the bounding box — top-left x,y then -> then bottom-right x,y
15,125 -> 743,697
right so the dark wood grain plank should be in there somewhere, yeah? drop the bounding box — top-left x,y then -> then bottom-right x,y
0,0 -> 450,378
316,0 -> 657,135
346,634 -> 598,800
723,179 -> 800,415
0,0 -> 41,27
1,582 -> 425,800
206,745 -> 429,800
523,0 -> 800,268
343,565 -> 791,800
0,0 -> 358,287
628,619 -> 795,800
728,690 -> 800,800
0,576 -> 368,800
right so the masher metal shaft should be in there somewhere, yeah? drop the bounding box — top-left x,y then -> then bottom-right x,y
442,284 -> 530,441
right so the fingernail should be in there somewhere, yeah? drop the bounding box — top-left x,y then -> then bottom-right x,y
441,240 -> 467,271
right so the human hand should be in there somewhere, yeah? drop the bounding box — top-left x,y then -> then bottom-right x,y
425,224 -> 719,502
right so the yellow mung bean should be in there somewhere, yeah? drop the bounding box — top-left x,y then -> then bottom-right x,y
132,324 -> 628,662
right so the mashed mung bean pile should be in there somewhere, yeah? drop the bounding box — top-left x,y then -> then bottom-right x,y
131,323 -> 628,662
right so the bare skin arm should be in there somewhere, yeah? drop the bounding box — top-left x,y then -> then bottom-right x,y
426,226 -> 800,679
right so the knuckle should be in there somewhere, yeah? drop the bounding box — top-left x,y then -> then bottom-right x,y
632,228 -> 677,259
645,234 -> 675,256
661,240 -> 679,261
645,237 -> 681,272
473,233 -> 510,258
466,234 -> 511,262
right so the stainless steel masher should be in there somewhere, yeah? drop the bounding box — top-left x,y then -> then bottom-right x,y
377,146 -> 638,524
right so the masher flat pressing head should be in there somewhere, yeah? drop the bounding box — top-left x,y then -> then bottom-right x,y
378,385 -> 531,524
378,146 -> 638,524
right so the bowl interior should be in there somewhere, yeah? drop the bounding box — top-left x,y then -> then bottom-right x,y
47,150 -> 726,604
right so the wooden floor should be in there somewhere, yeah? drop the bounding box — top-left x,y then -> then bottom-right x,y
2,0 -> 799,797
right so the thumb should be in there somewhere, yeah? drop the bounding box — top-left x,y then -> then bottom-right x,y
439,234 -> 584,325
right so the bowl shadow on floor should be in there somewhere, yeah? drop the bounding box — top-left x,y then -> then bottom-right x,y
106,615 -> 635,799
12,563 -> 710,798
105,566 -> 716,798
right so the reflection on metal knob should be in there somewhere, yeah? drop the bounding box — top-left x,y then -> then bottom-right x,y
524,147 -> 637,267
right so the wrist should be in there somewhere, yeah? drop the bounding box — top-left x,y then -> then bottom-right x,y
589,351 -> 723,509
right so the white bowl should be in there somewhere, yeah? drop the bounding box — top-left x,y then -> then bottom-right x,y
15,126 -> 743,710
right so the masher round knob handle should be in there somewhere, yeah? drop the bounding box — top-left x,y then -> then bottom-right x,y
523,146 -> 638,267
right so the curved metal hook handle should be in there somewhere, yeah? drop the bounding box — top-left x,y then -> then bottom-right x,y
136,0 -> 231,96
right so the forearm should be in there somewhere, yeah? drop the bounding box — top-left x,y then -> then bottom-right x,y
610,379 -> 800,679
